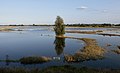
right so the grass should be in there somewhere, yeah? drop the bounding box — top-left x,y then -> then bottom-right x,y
98,33 -> 120,36
112,49 -> 120,54
19,56 -> 52,64
41,65 -> 120,73
0,60 -> 19,62
74,45 -> 105,61
111,46 -> 120,54
56,36 -> 105,62
66,30 -> 103,34
0,56 -> 52,64
0,65 -> 120,73
0,26 -> 15,31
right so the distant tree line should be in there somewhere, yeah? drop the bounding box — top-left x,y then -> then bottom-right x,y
5,23 -> 120,27
66,23 -> 110,27
114,24 -> 120,26
65,23 -> 120,27
8,24 -> 53,26
9,24 -> 24,26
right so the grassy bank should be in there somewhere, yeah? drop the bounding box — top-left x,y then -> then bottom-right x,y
98,33 -> 120,36
56,36 -> 105,62
0,26 -> 15,31
0,56 -> 52,64
20,56 -> 52,64
0,65 -> 120,73
66,30 -> 103,34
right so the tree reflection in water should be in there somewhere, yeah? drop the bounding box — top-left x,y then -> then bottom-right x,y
54,37 -> 65,55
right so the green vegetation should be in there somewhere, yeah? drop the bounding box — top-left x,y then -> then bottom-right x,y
0,65 -> 120,73
54,16 -> 65,36
115,24 -> 120,26
6,23 -> 120,27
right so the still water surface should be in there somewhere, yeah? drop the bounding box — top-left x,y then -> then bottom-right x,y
0,26 -> 120,69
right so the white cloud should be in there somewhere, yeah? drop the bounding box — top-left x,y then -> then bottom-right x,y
76,6 -> 88,10
102,10 -> 107,13
76,6 -> 109,14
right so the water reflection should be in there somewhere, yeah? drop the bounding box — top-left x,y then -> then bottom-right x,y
54,37 -> 65,55
5,55 -> 10,66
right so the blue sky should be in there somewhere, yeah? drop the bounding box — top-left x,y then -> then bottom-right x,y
0,0 -> 120,25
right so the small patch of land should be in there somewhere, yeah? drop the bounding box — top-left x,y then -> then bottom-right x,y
0,56 -> 52,64
20,56 -> 52,64
98,33 -> 120,36
56,36 -> 105,62
66,30 -> 103,34
0,26 -> 15,31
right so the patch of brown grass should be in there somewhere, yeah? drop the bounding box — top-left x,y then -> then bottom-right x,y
112,49 -> 120,54
64,37 -> 105,62
20,56 -> 52,64
0,26 -> 15,31
66,30 -> 103,34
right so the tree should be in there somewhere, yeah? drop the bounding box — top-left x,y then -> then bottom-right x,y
54,16 -> 65,36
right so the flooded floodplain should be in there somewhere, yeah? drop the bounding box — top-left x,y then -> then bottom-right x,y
0,26 -> 120,69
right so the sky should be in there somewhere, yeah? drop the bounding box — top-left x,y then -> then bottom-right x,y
0,0 -> 120,25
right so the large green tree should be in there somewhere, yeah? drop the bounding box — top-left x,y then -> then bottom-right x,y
54,16 -> 65,36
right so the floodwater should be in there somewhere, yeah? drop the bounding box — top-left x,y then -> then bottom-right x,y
0,26 -> 120,69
